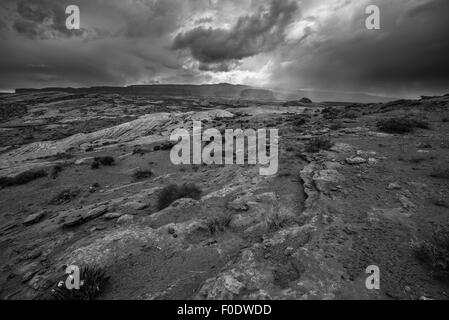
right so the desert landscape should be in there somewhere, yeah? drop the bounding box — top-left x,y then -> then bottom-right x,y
1,0 -> 449,303
0,85 -> 448,300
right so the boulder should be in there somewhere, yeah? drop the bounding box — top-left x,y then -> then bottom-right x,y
312,169 -> 345,193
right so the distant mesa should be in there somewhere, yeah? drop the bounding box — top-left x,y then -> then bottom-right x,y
282,98 -> 312,106
239,88 -> 275,101
15,84 -> 257,100
300,97 -> 313,104
15,84 -> 276,101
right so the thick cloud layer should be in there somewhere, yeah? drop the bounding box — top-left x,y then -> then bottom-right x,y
0,0 -> 448,98
172,0 -> 298,64
271,0 -> 449,97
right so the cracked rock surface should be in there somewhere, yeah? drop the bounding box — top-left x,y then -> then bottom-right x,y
1,92 -> 449,300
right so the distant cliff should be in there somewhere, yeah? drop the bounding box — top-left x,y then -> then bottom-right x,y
15,84 -> 254,99
14,84 -> 400,103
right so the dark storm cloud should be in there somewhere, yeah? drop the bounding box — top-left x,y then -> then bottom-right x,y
273,0 -> 449,97
172,0 -> 299,64
12,0 -> 89,39
17,0 -> 47,22
0,0 -> 188,90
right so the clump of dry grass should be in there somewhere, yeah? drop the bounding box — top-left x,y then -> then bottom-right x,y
304,137 -> 333,153
429,198 -> 449,208
94,156 -> 115,166
429,167 -> 449,180
329,121 -> 344,130
49,188 -> 81,205
52,266 -> 109,300
0,169 -> 47,188
132,169 -> 153,180
398,154 -> 436,164
411,226 -> 449,277
157,183 -> 202,210
377,117 -> 429,134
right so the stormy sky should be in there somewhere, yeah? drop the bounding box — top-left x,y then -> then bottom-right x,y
0,0 -> 448,98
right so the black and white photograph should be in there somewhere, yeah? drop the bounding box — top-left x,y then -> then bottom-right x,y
0,0 -> 449,305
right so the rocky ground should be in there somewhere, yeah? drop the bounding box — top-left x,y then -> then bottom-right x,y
0,92 -> 448,300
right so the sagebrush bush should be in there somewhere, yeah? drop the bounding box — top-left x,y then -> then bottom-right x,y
329,121 -> 344,130
157,183 -> 202,210
133,169 -> 153,180
52,266 -> 109,300
0,169 -> 47,188
91,161 -> 100,170
49,188 -> 80,205
377,117 -> 429,134
304,137 -> 333,153
429,167 -> 449,180
430,198 -> 449,208
412,226 -> 449,277
323,110 -> 341,120
400,155 -> 436,164
293,117 -> 307,126
94,156 -> 115,166
342,110 -> 359,119
50,165 -> 63,179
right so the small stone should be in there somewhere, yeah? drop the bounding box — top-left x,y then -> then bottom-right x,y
23,212 -> 46,226
75,157 -> 93,165
417,142 -> 432,149
22,271 -> 37,283
167,226 -> 176,234
343,227 -> 357,235
89,225 -> 106,232
227,200 -> 249,212
25,250 -> 42,260
387,182 -> 401,190
117,214 -> 134,225
346,157 -> 367,165
103,212 -> 123,220
284,247 -> 295,256
84,205 -> 108,220
28,274 -> 50,290
398,195 -> 416,210
123,201 -> 148,211
312,169 -> 345,193
62,215 -> 83,228
330,143 -> 355,153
